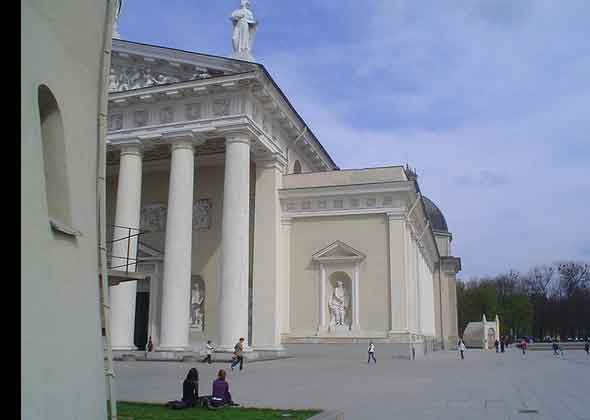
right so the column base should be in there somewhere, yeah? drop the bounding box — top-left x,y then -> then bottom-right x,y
214,345 -> 254,353
156,345 -> 191,352
112,345 -> 137,351
253,344 -> 287,352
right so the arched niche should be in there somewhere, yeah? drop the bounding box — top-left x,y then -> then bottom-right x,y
38,84 -> 72,228
292,160 -> 302,174
312,241 -> 366,335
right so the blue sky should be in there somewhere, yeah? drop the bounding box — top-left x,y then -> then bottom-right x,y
118,0 -> 590,280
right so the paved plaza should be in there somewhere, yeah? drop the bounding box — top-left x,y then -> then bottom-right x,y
114,346 -> 590,419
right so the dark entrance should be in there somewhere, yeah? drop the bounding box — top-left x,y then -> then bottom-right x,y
134,292 -> 150,349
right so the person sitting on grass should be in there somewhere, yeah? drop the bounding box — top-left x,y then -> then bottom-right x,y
166,367 -> 199,409
182,368 -> 199,408
209,369 -> 237,408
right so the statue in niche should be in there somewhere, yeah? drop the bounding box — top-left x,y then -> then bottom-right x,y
190,280 -> 205,330
487,328 -> 496,350
328,280 -> 350,330
230,0 -> 257,61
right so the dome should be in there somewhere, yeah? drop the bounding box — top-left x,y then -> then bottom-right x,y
422,196 -> 448,232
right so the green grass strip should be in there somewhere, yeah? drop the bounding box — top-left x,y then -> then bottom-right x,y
112,401 -> 320,420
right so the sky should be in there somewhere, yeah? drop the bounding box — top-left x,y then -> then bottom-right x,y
118,0 -> 590,280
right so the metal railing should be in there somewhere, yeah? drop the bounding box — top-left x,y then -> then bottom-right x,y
107,224 -> 147,273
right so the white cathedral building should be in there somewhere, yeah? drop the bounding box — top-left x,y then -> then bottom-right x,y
105,1 -> 461,358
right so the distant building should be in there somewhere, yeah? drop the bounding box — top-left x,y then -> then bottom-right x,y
21,1 -> 115,419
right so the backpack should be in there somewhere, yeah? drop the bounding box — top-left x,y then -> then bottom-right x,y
166,400 -> 189,410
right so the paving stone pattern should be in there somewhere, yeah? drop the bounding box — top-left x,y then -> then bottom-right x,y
114,346 -> 590,419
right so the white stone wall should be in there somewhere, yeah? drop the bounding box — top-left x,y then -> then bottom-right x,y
21,1 -> 108,419
288,214 -> 390,336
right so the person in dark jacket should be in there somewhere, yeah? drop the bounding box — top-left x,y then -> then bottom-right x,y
230,337 -> 245,371
585,339 -> 589,355
210,369 -> 234,408
182,368 -> 199,408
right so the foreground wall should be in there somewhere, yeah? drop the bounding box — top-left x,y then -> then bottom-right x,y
21,2 -> 108,419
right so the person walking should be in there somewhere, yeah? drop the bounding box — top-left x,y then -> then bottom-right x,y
230,337 -> 245,372
520,338 -> 527,358
367,341 -> 376,364
458,338 -> 466,360
500,337 -> 505,353
202,340 -> 215,364
145,336 -> 154,359
495,339 -> 499,353
584,339 -> 589,355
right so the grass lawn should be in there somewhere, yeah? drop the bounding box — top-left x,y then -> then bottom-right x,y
112,401 -> 320,420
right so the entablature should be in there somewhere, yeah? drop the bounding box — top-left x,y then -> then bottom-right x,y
108,39 -> 336,173
106,117 -> 283,165
279,182 -> 411,218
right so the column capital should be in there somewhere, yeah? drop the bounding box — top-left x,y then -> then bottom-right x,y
169,139 -> 195,153
119,143 -> 143,157
224,130 -> 254,145
256,154 -> 288,172
386,211 -> 405,222
164,129 -> 207,150
281,217 -> 293,227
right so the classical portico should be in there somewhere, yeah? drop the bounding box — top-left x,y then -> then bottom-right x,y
105,36 -> 335,354
108,126 -> 280,353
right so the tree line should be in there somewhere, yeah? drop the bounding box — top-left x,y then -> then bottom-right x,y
456,262 -> 590,341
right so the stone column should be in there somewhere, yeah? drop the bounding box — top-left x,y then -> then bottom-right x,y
252,158 -> 286,350
318,263 -> 327,334
406,224 -> 418,334
110,144 -> 143,350
387,212 -> 408,336
280,218 -> 292,336
218,132 -> 251,351
440,256 -> 461,348
352,263 -> 361,332
159,138 -> 197,351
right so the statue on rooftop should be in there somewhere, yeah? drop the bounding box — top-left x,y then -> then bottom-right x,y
230,0 -> 257,61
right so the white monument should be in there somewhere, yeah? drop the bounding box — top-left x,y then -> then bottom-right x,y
462,314 -> 501,349
190,279 -> 205,331
230,0 -> 257,61
328,280 -> 351,331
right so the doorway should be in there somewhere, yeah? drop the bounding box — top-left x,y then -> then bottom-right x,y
134,292 -> 150,349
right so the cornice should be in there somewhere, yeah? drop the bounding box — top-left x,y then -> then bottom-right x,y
112,39 -> 254,74
279,181 -> 414,199
285,207 -> 404,219
440,256 -> 462,274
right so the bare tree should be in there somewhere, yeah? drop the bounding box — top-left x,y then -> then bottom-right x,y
557,262 -> 590,297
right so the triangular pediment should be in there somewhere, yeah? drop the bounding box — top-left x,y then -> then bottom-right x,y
110,39 -> 258,93
312,241 -> 366,262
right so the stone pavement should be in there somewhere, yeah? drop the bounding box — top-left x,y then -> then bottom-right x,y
113,345 -> 590,419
